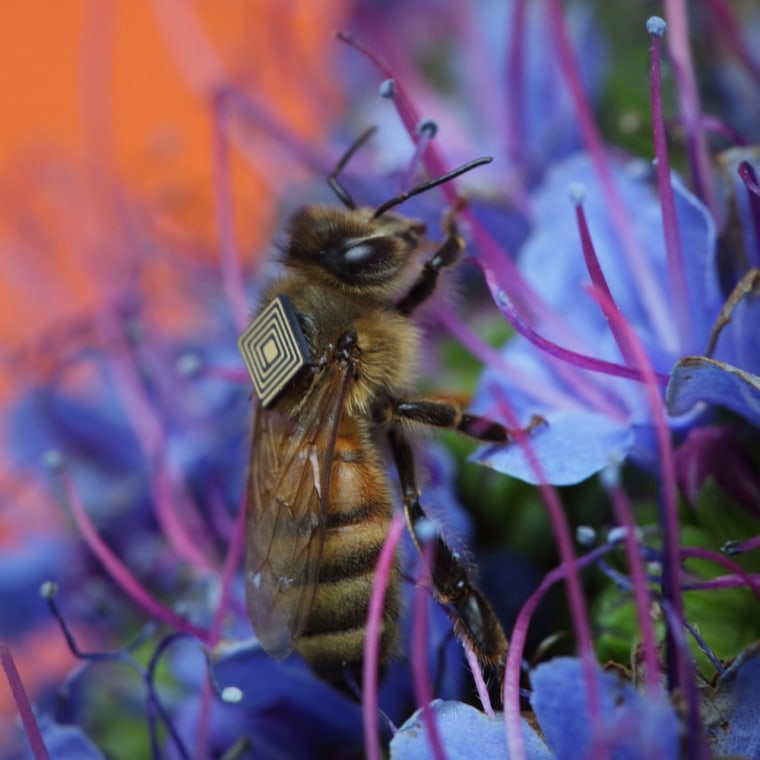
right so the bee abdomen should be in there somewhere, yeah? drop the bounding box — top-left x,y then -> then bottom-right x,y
297,449 -> 401,684
297,569 -> 400,683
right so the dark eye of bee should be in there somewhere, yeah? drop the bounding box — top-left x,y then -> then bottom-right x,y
322,236 -> 399,282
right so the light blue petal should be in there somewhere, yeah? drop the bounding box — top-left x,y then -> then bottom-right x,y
470,410 -> 634,485
390,700 -> 550,760
671,172 -> 720,350
705,642 -> 760,757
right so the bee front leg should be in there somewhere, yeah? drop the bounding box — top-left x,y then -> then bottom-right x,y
396,222 -> 464,316
394,399 -> 545,443
387,426 -> 508,676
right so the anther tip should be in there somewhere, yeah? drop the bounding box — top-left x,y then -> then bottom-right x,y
43,449 -> 63,471
39,580 -> 59,600
568,182 -> 586,206
646,16 -> 667,37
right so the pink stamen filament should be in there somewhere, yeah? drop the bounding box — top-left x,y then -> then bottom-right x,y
363,513 -> 405,760
464,646 -> 495,717
573,191 -> 638,368
480,262 -> 670,388
411,542 -> 446,760
663,2 -> 717,215
723,533 -> 760,556
400,120 -> 437,192
211,101 -> 249,334
504,0 -> 528,166
0,640 -> 50,760
504,544 -> 613,760
670,114 -> 749,147
97,311 -> 214,572
708,0 -> 760,89
495,387 -> 600,760
586,284 -> 692,710
607,482 -> 661,694
195,494 -> 247,757
337,31 -> 545,314
648,18 -> 695,353
547,0 -> 674,350
680,547 -> 760,600
435,308 -> 591,412
58,466 -> 210,643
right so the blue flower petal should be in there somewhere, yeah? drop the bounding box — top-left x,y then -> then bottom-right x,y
706,642 -> 760,757
530,658 -> 681,760
208,641 -> 365,758
21,721 -> 105,760
390,700 -> 550,760
671,172 -> 721,349
666,356 -> 760,428
471,411 -> 634,485
0,539 -> 74,637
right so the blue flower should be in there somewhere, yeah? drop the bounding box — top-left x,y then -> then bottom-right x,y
469,132 -> 760,487
391,657 -> 682,759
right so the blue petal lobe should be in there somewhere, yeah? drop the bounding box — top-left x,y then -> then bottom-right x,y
471,411 -> 634,485
22,721 -> 105,760
390,700 -> 550,760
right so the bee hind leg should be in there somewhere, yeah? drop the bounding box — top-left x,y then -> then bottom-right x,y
387,426 -> 508,679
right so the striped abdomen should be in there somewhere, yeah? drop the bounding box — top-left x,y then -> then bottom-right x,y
296,417 -> 401,684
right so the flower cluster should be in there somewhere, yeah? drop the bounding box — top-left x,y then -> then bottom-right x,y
2,2 -> 760,759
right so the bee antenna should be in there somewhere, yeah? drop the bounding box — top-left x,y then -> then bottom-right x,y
372,157 -> 493,219
327,126 -> 378,209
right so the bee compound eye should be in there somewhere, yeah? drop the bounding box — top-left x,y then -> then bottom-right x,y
325,236 -> 397,281
343,242 -> 375,265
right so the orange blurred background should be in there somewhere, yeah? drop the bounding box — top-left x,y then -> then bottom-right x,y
0,0 -> 351,356
0,0 -> 351,740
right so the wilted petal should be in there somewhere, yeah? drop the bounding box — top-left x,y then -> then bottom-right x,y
704,642 -> 760,757
666,356 -> 760,428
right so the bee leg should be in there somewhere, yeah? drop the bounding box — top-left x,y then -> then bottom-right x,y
394,400 -> 545,443
388,426 -> 508,677
396,230 -> 464,316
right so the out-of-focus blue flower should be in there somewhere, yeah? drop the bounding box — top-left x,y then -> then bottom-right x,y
470,148 -> 760,486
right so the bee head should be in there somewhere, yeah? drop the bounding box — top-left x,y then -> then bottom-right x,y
285,205 -> 427,293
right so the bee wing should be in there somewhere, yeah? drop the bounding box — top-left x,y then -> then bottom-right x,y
245,362 -> 351,660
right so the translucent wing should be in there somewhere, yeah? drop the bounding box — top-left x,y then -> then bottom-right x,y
245,362 -> 351,660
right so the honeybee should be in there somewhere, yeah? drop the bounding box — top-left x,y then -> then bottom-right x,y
239,128 -> 512,688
